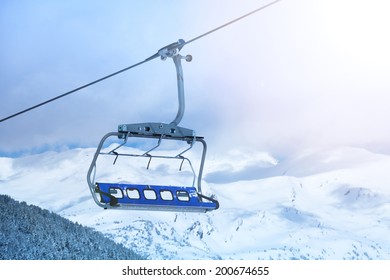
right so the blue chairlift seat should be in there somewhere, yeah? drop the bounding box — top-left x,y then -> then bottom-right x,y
95,182 -> 219,212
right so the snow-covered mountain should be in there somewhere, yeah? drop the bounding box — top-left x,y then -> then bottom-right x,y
1,145 -> 390,259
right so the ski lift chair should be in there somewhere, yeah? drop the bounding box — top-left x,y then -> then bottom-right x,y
87,40 -> 219,212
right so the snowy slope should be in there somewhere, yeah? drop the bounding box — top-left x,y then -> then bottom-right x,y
1,146 -> 390,259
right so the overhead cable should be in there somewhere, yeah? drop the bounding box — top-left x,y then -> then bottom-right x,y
0,0 -> 281,123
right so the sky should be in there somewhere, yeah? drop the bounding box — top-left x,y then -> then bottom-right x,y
1,0 -> 390,158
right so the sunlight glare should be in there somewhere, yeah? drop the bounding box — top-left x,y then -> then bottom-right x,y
322,0 -> 390,66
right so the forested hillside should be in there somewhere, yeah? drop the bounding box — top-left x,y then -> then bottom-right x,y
0,195 -> 143,260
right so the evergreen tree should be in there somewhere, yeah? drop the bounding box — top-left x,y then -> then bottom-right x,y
0,195 -> 143,260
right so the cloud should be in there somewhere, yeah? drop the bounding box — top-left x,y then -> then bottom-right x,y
204,150 -> 278,183
1,0 -> 390,157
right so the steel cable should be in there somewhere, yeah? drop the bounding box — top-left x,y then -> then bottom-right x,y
0,0 -> 281,123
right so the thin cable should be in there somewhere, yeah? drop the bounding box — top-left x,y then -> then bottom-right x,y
0,53 -> 158,123
184,0 -> 281,46
0,0 -> 281,123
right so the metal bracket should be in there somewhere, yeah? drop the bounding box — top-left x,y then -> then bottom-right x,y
158,39 -> 193,126
157,39 -> 186,60
118,39 -> 194,138
118,122 -> 195,138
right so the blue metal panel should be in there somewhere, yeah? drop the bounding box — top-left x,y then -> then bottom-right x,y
96,182 -> 218,211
